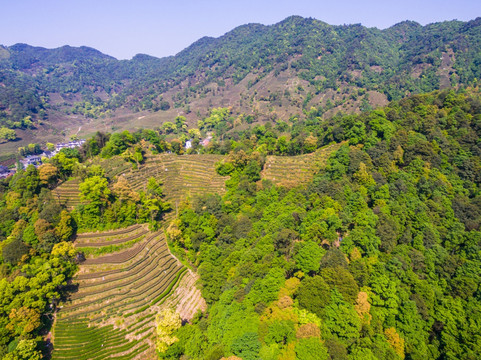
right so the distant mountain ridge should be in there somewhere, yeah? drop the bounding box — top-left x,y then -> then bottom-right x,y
0,15 -> 480,149
7,43 -> 115,67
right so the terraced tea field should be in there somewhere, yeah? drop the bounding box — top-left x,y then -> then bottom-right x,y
121,153 -> 227,206
52,225 -> 206,360
53,178 -> 81,208
261,142 -> 343,187
95,156 -> 133,180
52,153 -> 228,212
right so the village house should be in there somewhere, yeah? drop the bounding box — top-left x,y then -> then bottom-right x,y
41,150 -> 54,159
55,139 -> 85,152
0,165 -> 14,179
200,136 -> 212,147
19,155 -> 42,169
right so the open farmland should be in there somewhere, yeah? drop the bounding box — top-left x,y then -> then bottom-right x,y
260,143 -> 344,187
52,225 -> 206,360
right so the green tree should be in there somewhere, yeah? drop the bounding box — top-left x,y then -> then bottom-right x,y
2,238 -> 29,264
231,332 -> 261,360
156,308 -> 182,353
265,320 -> 295,345
320,267 -> 359,304
294,241 -> 324,274
55,210 -> 74,241
52,151 -> 79,176
295,337 -> 329,360
79,176 -> 110,206
0,127 -> 17,142
175,116 -> 186,129
295,276 -> 331,317
3,339 -> 41,360
121,146 -> 144,169
324,289 -> 361,342
162,122 -> 177,134
275,228 -> 298,255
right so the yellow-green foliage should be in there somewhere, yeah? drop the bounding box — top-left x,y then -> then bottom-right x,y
155,308 -> 182,353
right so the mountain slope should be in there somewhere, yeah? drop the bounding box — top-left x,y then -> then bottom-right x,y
1,16 -> 481,153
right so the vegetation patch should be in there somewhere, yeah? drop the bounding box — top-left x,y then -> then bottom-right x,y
76,234 -> 146,257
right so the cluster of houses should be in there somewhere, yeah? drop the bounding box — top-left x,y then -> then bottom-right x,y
18,139 -> 86,170
19,155 -> 43,169
54,140 -> 86,152
0,140 -> 86,179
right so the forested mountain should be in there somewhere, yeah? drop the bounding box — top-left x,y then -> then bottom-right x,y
1,16 -> 481,150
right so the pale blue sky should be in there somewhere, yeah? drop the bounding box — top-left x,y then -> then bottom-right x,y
1,0 -> 480,59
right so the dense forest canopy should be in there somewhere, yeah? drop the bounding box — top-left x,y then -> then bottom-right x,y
159,88 -> 481,360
